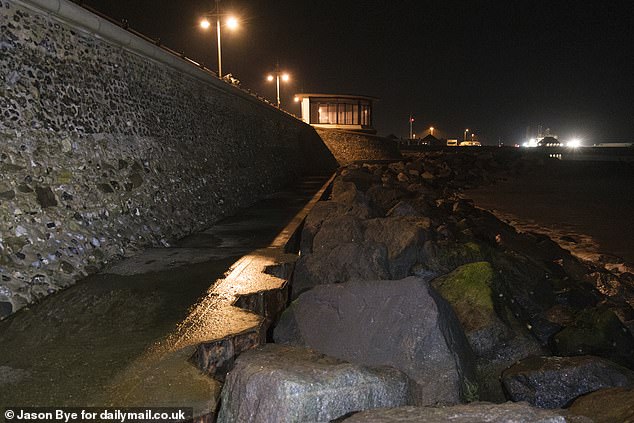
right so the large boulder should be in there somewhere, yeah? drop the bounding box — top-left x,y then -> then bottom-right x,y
216,344 -> 410,423
312,215 -> 366,254
364,218 -> 428,279
365,185 -> 409,216
292,242 -> 390,298
476,335 -> 545,403
275,277 -> 476,405
431,262 -> 544,402
568,387 -> 634,423
431,262 -> 508,356
491,252 -> 565,345
340,168 -> 381,192
501,355 -> 634,408
299,201 -> 350,254
292,216 -> 428,296
417,241 -> 490,275
550,307 -> 634,369
330,179 -> 375,218
340,402 -> 569,422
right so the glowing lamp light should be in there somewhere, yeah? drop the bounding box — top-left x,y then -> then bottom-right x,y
226,16 -> 239,30
567,138 -> 581,148
294,96 -> 300,102
281,73 -> 290,82
267,75 -> 274,81
200,19 -> 211,29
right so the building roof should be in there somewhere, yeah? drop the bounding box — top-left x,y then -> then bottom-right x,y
294,93 -> 379,101
422,134 -> 439,142
538,136 -> 560,146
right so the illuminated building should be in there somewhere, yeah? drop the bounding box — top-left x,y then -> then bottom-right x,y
294,93 -> 377,133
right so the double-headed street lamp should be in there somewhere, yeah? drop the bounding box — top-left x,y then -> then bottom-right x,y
200,0 -> 238,78
267,65 -> 290,108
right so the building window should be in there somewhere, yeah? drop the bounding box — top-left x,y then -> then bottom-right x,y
338,104 -> 346,125
310,104 -> 319,124
308,98 -> 372,126
361,104 -> 370,126
328,104 -> 337,124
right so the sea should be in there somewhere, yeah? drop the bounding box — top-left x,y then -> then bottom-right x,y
464,159 -> 634,274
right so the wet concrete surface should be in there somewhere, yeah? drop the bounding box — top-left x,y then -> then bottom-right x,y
0,175 -> 330,412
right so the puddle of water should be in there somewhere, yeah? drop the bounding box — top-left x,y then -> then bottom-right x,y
0,257 -> 237,407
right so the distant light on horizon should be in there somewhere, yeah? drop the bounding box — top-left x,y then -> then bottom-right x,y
567,138 -> 582,148
522,138 -> 538,148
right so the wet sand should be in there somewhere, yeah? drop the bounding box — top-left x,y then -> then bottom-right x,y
465,159 -> 634,267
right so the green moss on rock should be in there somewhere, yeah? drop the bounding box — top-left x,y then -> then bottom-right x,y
463,242 -> 482,255
432,261 -> 496,331
424,241 -> 491,274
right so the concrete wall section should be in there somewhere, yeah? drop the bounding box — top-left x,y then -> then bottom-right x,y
316,129 -> 401,166
0,0 -> 337,318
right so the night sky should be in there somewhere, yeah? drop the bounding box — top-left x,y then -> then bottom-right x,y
81,0 -> 634,145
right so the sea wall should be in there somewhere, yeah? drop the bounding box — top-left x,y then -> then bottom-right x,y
0,0 -> 337,318
315,128 -> 401,165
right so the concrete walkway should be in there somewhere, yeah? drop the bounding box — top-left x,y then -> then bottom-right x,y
0,175 -> 331,414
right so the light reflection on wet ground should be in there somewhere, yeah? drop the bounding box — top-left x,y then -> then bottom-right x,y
0,176 -> 328,411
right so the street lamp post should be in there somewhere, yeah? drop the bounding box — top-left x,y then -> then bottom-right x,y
409,115 -> 414,139
464,128 -> 470,142
267,64 -> 290,108
429,126 -> 435,136
200,0 -> 238,79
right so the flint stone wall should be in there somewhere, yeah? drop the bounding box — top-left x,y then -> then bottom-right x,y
0,0 -> 337,318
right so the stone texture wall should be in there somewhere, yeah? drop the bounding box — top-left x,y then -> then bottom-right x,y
0,0 -> 336,318
316,129 -> 401,166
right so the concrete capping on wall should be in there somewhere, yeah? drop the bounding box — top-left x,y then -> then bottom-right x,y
182,173 -> 336,383
13,0 -> 299,123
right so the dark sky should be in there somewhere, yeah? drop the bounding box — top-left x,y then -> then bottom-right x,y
82,0 -> 634,144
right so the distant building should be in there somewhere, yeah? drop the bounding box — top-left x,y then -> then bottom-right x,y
421,134 -> 444,146
537,136 -> 561,147
593,143 -> 633,148
523,126 -> 560,147
459,141 -> 481,147
294,93 -> 377,133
